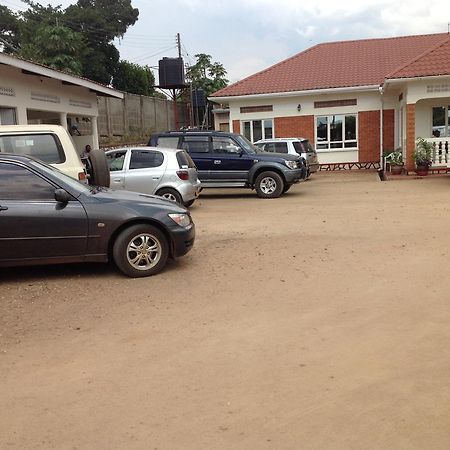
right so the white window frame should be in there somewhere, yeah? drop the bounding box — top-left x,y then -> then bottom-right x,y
241,119 -> 274,142
315,114 -> 358,151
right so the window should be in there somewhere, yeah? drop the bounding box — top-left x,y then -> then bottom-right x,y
156,136 -> 179,148
0,107 -> 16,125
176,151 -> 196,169
212,136 -> 241,154
181,136 -> 210,153
0,163 -> 55,200
315,114 -> 357,150
0,133 -> 65,163
129,150 -> 164,170
432,106 -> 450,137
107,150 -> 126,171
260,142 -> 288,153
242,119 -> 273,142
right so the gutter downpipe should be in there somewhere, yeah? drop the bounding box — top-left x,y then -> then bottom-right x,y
379,84 -> 385,172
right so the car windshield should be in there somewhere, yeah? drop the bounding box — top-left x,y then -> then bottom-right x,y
234,135 -> 257,154
29,159 -> 93,194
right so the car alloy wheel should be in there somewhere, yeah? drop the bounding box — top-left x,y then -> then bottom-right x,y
126,233 -> 162,271
113,224 -> 169,277
162,192 -> 178,202
260,176 -> 277,194
156,188 -> 182,204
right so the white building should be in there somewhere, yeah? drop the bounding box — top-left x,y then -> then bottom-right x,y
0,52 -> 123,153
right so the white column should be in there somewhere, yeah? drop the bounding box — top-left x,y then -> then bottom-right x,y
59,112 -> 68,130
91,116 -> 99,149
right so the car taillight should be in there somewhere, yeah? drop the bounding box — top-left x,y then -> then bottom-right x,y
78,171 -> 86,181
176,170 -> 189,180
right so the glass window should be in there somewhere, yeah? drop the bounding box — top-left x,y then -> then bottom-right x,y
0,133 -> 65,164
315,114 -> 357,151
176,151 -> 196,168
129,150 -> 164,170
181,136 -> 210,153
263,119 -> 273,139
0,107 -> 16,125
106,150 -> 126,171
157,137 -> 179,148
273,142 -> 288,153
241,119 -> 274,142
212,137 -> 241,154
432,106 -> 448,137
0,162 -> 55,200
243,122 -> 251,141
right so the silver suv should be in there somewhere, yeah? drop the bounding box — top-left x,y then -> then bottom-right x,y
106,146 -> 201,207
255,138 -> 319,177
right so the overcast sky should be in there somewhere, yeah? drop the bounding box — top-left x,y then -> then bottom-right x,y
4,0 -> 450,83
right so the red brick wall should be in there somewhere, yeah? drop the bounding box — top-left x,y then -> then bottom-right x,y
358,111 -> 380,162
406,104 -> 415,172
383,109 -> 395,151
274,116 -> 314,143
232,120 -> 240,133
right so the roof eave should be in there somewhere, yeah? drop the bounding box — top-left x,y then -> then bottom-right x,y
384,74 -> 450,84
0,52 -> 123,99
209,84 -> 380,102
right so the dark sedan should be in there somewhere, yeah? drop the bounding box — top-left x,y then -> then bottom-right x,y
0,154 -> 195,277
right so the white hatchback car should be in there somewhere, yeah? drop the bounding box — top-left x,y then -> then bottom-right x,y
255,138 -> 319,177
106,146 -> 201,207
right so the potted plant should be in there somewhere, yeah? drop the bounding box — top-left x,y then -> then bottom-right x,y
385,148 -> 404,175
414,138 -> 433,175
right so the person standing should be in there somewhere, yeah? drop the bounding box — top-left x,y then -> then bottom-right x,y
80,144 -> 91,164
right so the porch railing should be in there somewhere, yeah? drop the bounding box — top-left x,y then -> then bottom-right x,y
427,138 -> 450,166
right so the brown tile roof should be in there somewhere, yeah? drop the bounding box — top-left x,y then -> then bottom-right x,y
211,33 -> 450,98
387,35 -> 450,79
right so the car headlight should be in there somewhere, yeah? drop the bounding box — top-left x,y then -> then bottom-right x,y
285,160 -> 298,169
168,213 -> 191,228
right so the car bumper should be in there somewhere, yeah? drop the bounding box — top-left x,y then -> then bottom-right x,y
284,166 -> 308,183
179,180 -> 202,202
308,163 -> 320,173
170,223 -> 195,257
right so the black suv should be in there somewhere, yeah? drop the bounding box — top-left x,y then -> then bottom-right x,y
149,131 -> 307,198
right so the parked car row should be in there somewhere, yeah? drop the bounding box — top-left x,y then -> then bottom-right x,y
0,125 -> 318,277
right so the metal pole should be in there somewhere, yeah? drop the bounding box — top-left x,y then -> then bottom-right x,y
173,89 -> 179,130
177,33 -> 182,58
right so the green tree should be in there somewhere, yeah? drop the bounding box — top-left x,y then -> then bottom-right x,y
17,24 -> 84,74
0,0 -> 139,85
113,61 -> 157,96
186,53 -> 229,97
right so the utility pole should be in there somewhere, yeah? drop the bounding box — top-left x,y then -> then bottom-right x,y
176,33 -> 182,58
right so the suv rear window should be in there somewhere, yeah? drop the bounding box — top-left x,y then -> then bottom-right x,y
293,140 -> 315,154
156,136 -> 179,148
130,150 -> 164,169
176,150 -> 196,168
0,133 -> 65,164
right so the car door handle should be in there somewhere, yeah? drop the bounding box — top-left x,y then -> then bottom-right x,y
112,178 -> 122,182
0,205 -> 8,211
214,160 -> 221,164
152,176 -> 160,180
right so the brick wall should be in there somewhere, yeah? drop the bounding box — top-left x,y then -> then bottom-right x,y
358,110 -> 380,162
274,116 -> 314,143
232,120 -> 240,133
406,104 -> 415,172
383,109 -> 395,151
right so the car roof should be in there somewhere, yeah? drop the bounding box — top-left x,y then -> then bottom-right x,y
255,137 -> 308,143
153,130 -> 240,138
0,153 -> 36,163
105,146 -> 182,154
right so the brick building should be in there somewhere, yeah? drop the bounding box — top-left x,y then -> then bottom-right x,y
211,33 -> 450,170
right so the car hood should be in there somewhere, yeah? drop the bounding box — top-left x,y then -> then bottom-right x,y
86,187 -> 188,212
253,151 -> 300,162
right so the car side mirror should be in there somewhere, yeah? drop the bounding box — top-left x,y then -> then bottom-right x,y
54,188 -> 72,203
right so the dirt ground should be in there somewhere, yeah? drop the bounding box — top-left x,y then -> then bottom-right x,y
2,172 -> 450,450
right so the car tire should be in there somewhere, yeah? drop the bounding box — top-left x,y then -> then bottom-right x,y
156,188 -> 183,204
184,199 -> 195,207
255,171 -> 284,198
113,224 -> 169,277
283,183 -> 292,193
87,149 -> 110,187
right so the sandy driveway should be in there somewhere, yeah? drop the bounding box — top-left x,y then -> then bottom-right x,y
1,172 -> 450,449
